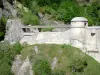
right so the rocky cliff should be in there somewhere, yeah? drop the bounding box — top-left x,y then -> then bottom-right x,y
0,0 -> 17,19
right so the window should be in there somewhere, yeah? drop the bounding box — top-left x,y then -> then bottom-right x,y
91,33 -> 95,36
84,23 -> 87,26
22,28 -> 26,32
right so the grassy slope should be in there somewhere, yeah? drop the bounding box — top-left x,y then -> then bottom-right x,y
21,44 -> 100,75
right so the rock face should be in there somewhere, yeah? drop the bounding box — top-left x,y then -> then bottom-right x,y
0,0 -> 17,18
34,46 -> 39,54
12,55 -> 22,75
12,55 -> 33,75
51,57 -> 57,70
5,19 -> 24,44
3,1 -> 17,17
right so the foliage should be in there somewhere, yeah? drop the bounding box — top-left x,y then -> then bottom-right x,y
68,57 -> 87,73
0,41 -> 22,75
43,6 -> 56,15
0,62 -> 13,75
29,1 -> 39,14
17,0 -> 32,8
56,1 -> 79,22
13,42 -> 23,54
52,70 -> 66,75
0,16 -> 7,41
21,46 -> 33,60
29,44 -> 100,75
17,0 -> 100,25
33,59 -> 51,75
86,1 -> 100,25
41,28 -> 54,32
21,12 -> 40,25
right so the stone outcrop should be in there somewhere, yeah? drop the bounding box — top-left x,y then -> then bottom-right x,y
5,19 -> 24,44
0,0 -> 17,18
3,1 -> 17,17
12,55 -> 33,75
51,57 -> 57,70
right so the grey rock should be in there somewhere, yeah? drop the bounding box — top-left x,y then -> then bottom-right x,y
34,46 -> 39,54
51,57 -> 57,70
17,56 -> 33,75
12,55 -> 22,75
2,1 -> 17,18
12,55 -> 33,75
5,19 -> 24,44
0,8 -> 2,18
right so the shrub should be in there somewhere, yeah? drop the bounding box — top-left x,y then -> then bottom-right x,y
21,12 -> 40,25
52,70 -> 66,75
33,59 -> 51,75
29,1 -> 39,14
13,42 -> 23,54
0,42 -> 23,75
21,46 -> 33,60
0,16 -> 7,41
43,6 -> 56,15
68,58 -> 87,73
0,62 -> 13,75
41,28 -> 54,32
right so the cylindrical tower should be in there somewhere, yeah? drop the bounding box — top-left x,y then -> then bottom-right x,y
70,17 -> 88,48
71,17 -> 88,39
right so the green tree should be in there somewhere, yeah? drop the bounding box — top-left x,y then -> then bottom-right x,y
86,0 -> 100,25
56,1 -> 80,22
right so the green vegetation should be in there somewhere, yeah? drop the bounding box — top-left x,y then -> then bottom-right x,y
0,16 -> 7,41
0,42 -> 23,75
33,59 -> 51,75
21,46 -> 33,60
0,42 -> 99,75
21,44 -> 100,75
17,7 -> 40,25
41,28 -> 54,32
17,0 -> 100,25
21,12 -> 40,25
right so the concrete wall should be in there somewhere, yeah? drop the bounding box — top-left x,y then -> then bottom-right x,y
20,27 -> 100,62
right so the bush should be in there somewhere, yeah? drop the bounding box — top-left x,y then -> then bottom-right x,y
0,42 -> 23,75
0,16 -> 7,41
43,6 -> 56,15
68,58 -> 87,73
0,62 -> 13,75
29,1 -> 39,14
33,59 -> 51,75
41,28 -> 54,32
13,42 -> 23,54
21,12 -> 40,25
52,70 -> 66,75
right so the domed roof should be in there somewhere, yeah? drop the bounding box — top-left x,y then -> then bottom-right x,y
71,17 -> 88,22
